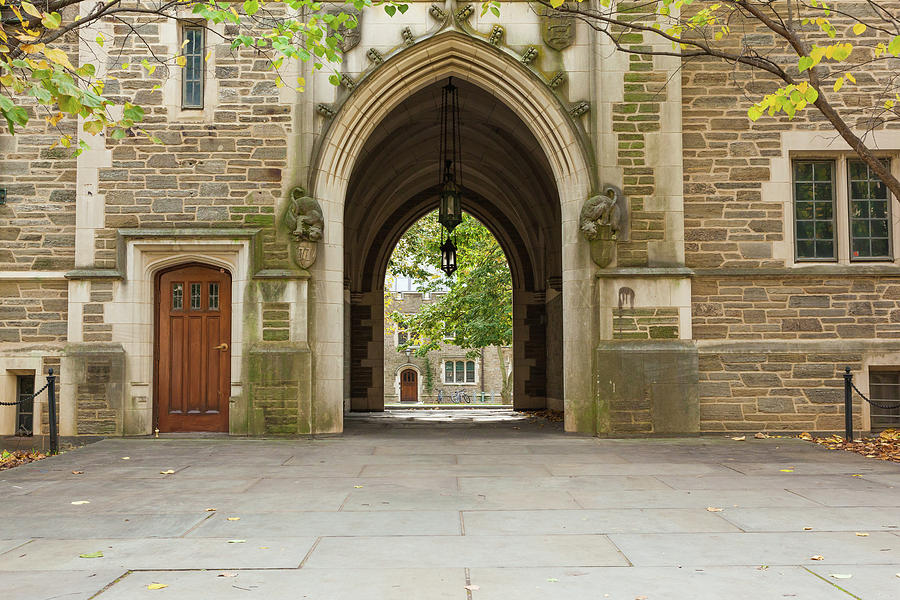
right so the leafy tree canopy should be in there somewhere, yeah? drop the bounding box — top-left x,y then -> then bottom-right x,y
387,211 -> 512,357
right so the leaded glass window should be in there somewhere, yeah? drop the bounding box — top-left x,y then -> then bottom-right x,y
16,375 -> 34,436
190,283 -> 202,310
465,361 -> 475,383
182,26 -> 204,109
209,283 -> 219,310
849,160 -> 891,260
794,160 -> 836,260
172,283 -> 183,310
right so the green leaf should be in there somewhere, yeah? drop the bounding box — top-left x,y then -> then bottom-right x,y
384,5 -> 396,17
798,56 -> 813,72
748,106 -> 763,121
889,35 -> 900,56
79,551 -> 104,558
110,128 -> 126,140
804,86 -> 819,103
243,0 -> 259,15
41,11 -> 62,30
123,103 -> 144,122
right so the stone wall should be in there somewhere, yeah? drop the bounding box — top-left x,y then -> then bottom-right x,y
613,307 -> 679,340
0,281 -> 68,344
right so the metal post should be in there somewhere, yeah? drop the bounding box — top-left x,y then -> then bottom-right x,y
47,368 -> 58,455
843,366 -> 853,442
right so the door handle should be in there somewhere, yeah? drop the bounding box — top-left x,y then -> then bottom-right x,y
214,343 -> 229,351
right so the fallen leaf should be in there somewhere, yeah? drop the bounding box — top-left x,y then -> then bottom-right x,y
547,578 -> 559,582
810,555 -> 824,561
205,508 -> 217,512
259,546 -> 269,549
799,432 -> 812,440
829,574 -> 852,579
227,517 -> 240,521
160,469 -> 175,475
731,436 -> 746,441
852,474 -> 862,477
353,485 -> 364,489
121,457 -> 130,460
757,565 -> 769,570
636,596 -> 649,600
464,584 -> 480,591
147,583 -> 168,590
855,532 -> 869,537
706,507 -> 723,512
79,551 -> 103,558
71,500 -> 90,505
218,572 -> 238,578
803,527 -> 813,531
227,539 -> 246,544
71,470 -> 84,475
754,432 -> 769,439
779,469 -> 794,473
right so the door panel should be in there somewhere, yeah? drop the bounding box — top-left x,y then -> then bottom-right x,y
156,265 -> 231,432
400,369 -> 418,403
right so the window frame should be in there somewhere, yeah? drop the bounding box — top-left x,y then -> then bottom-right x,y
16,374 -> 35,437
443,359 -> 478,385
181,24 -> 206,110
792,158 -> 837,262
847,158 -> 893,262
789,153 -> 897,265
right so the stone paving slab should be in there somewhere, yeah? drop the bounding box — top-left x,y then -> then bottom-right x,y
457,475 -> 673,493
787,487 -> 900,507
0,569 -> 124,600
340,488 -> 582,511
93,568 -> 468,600
0,514 -> 207,539
461,509 -> 741,535
806,565 -> 900,599
720,507 -> 900,532
359,463 -> 554,477
466,566 -> 852,599
189,511 -> 461,537
304,534 -> 629,568
657,473 -> 891,490
726,461 -> 900,475
0,537 -> 317,571
544,462 -> 735,476
607,531 -> 900,566
0,540 -> 27,555
570,488 -> 821,509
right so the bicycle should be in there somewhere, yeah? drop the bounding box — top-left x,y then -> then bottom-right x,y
452,390 -> 471,404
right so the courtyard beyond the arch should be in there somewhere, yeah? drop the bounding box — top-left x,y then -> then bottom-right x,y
2,420 -> 899,599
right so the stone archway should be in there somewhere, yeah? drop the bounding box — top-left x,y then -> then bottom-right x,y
308,32 -> 596,433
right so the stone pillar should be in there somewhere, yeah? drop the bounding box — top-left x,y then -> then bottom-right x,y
349,291 -> 384,411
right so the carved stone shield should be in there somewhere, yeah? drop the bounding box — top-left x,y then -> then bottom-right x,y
539,7 -> 575,52
295,240 -> 318,270
326,6 -> 362,53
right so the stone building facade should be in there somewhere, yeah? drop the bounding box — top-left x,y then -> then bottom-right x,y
383,291 -> 511,405
1,2 -> 899,437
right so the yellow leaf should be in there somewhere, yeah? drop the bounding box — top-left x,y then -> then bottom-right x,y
175,55 -> 186,68
846,73 -> 856,84
44,47 -> 74,70
227,517 -> 240,521
779,469 -> 794,473
810,555 -> 824,561
856,532 -> 869,536
19,43 -> 44,54
205,50 -> 212,62
834,77 -> 844,92
20,1 -> 40,18
160,469 -> 174,474
147,584 -> 168,590
853,23 -> 866,35
731,436 -> 745,441
706,507 -> 723,512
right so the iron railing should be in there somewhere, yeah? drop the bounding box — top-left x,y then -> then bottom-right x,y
0,369 -> 58,454
843,366 -> 900,441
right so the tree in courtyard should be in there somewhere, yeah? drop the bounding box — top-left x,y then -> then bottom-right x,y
541,0 -> 900,199
0,0 -> 403,152
388,211 -> 513,403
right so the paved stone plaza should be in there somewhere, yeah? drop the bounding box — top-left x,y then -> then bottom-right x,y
1,411 -> 899,599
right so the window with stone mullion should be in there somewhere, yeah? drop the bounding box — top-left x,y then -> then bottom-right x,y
793,160 -> 836,261
182,26 -> 205,109
849,159 -> 891,260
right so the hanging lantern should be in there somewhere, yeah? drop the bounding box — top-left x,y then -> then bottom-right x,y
438,78 -> 463,233
440,237 -> 457,277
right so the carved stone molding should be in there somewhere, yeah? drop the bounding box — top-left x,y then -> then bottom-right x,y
580,185 -> 629,268
282,188 -> 324,269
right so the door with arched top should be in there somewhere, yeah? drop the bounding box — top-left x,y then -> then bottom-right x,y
400,369 -> 418,403
155,264 -> 231,432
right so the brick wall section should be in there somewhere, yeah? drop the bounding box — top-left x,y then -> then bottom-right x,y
92,13 -> 289,269
613,307 -> 679,340
0,281 -> 68,344
699,350 -> 862,432
262,302 -> 290,341
613,4 -> 666,267
76,358 -> 117,434
693,276 -> 900,340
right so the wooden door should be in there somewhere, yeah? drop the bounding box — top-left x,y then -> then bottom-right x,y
156,264 -> 231,432
400,369 -> 418,403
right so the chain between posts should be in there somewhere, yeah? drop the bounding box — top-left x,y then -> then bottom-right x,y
0,369 -> 58,455
843,366 -> 900,441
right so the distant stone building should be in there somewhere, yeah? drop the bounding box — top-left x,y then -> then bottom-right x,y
383,287 -> 511,405
1,3 -> 900,437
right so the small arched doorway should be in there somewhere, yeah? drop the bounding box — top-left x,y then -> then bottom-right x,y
154,263 -> 231,432
399,369 -> 418,403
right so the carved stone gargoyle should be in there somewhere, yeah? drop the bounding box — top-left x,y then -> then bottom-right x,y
580,185 -> 628,268
282,187 -> 324,269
